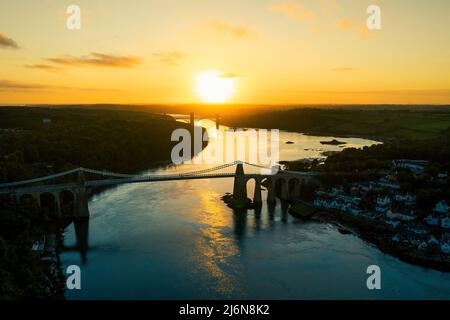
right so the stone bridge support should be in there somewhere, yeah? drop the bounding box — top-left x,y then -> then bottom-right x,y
267,179 -> 276,203
280,179 -> 289,201
253,178 -> 263,208
74,171 -> 90,218
232,162 -> 248,208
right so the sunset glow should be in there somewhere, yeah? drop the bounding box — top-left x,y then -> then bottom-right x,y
0,0 -> 449,104
195,71 -> 236,103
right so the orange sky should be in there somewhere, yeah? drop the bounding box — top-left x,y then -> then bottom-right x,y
1,0 -> 449,105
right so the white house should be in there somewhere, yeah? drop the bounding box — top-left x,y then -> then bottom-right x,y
418,241 -> 428,251
434,201 -> 449,214
425,215 -> 439,226
441,217 -> 450,229
394,193 -> 416,206
377,195 -> 391,206
386,210 -> 415,222
441,242 -> 450,254
330,186 -> 343,197
378,178 -> 401,190
438,172 -> 448,179
386,220 -> 400,228
42,118 -> 52,124
428,235 -> 439,246
392,159 -> 429,174
376,206 -> 389,214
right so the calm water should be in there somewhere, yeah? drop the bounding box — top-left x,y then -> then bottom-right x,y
61,121 -> 450,299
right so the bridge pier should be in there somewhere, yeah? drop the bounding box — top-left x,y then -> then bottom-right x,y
74,171 -> 90,218
291,182 -> 301,202
232,162 -> 248,209
280,179 -> 289,201
267,179 -> 276,203
53,192 -> 62,217
253,179 -> 262,208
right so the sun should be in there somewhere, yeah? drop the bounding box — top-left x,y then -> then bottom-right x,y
195,71 -> 236,103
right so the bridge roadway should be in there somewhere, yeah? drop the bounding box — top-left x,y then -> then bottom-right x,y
0,170 -> 318,195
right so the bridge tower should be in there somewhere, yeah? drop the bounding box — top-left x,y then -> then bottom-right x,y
75,170 -> 90,218
232,162 -> 248,208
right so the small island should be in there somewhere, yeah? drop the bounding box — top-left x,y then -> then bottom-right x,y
320,139 -> 347,146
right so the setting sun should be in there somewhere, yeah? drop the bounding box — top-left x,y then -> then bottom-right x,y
195,71 -> 236,104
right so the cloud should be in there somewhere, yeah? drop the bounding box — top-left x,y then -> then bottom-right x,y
45,52 -> 143,68
0,32 -> 19,49
205,20 -> 257,39
24,64 -> 64,72
337,19 -> 372,39
270,2 -> 321,31
332,67 -> 356,72
0,80 -> 117,92
316,0 -> 340,17
271,2 -> 315,22
0,80 -> 47,90
152,51 -> 185,66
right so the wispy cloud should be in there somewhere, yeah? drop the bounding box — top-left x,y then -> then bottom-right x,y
0,32 -> 19,49
152,51 -> 185,66
0,80 -> 118,92
205,20 -> 257,39
45,52 -> 143,68
270,2 -> 322,31
24,64 -> 64,72
271,2 -> 315,22
0,80 -> 47,90
337,19 -> 372,39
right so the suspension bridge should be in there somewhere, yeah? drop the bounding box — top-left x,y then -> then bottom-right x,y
0,161 -> 319,217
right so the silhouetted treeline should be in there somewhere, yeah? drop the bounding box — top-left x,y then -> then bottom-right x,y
222,108 -> 450,140
0,107 -> 195,182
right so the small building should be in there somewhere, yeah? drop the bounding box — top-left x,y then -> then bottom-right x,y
392,159 -> 429,174
386,220 -> 400,228
42,118 -> 52,125
376,205 -> 389,214
441,216 -> 450,229
428,235 -> 439,246
386,209 -> 415,222
377,195 -> 391,206
394,193 -> 416,206
438,172 -> 448,179
434,201 -> 449,214
377,178 -> 401,190
441,242 -> 450,254
425,214 -> 439,226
